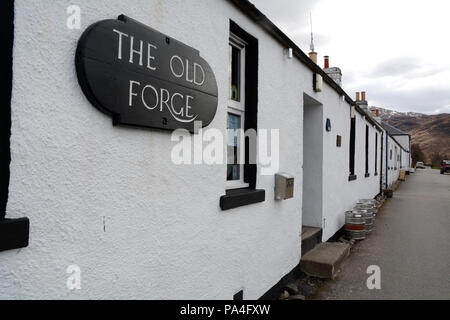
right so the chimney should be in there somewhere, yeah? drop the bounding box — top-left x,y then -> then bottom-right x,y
356,91 -> 369,112
372,108 -> 382,123
323,55 -> 342,86
309,52 -> 318,64
324,56 -> 329,68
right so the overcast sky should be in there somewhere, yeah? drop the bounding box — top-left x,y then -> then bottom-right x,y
251,0 -> 450,114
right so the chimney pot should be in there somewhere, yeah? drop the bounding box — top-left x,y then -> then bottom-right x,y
376,109 -> 380,117
356,92 -> 360,101
361,91 -> 366,101
309,52 -> 318,64
324,56 -> 329,69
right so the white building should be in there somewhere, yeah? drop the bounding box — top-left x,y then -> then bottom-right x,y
0,0 -> 402,299
381,121 -> 411,170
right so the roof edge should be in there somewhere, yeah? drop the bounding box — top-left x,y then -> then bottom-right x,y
228,0 -> 383,131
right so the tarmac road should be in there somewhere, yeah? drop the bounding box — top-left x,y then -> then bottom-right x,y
311,168 -> 450,300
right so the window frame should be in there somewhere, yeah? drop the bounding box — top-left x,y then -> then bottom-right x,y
220,20 -> 264,211
226,34 -> 248,190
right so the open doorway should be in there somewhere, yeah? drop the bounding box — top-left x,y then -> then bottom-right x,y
302,93 -> 323,229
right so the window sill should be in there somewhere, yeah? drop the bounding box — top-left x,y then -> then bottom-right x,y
348,174 -> 357,181
220,188 -> 265,211
0,217 -> 30,252
365,173 -> 370,178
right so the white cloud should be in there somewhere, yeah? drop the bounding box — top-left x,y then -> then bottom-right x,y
251,0 -> 450,114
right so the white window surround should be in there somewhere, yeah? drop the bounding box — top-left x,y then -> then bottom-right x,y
227,34 -> 248,189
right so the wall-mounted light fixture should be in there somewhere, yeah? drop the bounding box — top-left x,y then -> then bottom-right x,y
288,48 -> 293,59
326,118 -> 331,131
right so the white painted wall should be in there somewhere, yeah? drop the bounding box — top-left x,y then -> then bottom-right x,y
3,0 -> 307,300
400,149 -> 410,170
2,0 -> 387,299
394,135 -> 411,170
320,109 -> 383,240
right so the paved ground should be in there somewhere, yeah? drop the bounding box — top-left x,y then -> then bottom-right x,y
311,168 -> 450,300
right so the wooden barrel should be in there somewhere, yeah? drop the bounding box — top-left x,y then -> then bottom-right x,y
345,211 -> 366,240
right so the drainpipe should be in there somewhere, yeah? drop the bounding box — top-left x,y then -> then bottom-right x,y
385,135 -> 389,190
409,136 -> 411,169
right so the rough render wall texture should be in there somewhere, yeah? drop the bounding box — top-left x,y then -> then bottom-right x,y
2,0 -> 384,299
2,0 -> 305,299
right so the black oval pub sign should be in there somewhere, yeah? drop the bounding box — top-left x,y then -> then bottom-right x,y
76,15 -> 218,133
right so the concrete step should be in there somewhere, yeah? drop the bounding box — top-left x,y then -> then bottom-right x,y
301,226 -> 322,257
300,242 -> 351,279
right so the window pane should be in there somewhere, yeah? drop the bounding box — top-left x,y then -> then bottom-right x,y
230,45 -> 240,101
227,113 -> 241,181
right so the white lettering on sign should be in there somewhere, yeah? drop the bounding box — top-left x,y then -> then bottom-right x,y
112,29 -> 205,87
113,28 -> 207,123
129,80 -> 140,106
129,80 -> 197,123
129,35 -> 144,66
170,55 -> 205,86
142,85 -> 159,110
77,16 -> 218,131
147,43 -> 157,70
113,29 -> 157,71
